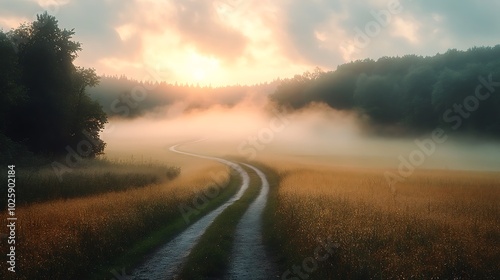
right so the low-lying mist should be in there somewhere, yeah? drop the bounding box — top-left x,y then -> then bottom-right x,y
102,101 -> 500,172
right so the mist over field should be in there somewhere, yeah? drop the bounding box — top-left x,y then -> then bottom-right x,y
91,46 -> 500,173
102,97 -> 500,172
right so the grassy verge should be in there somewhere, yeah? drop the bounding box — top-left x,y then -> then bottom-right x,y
177,166 -> 262,280
0,165 -> 232,280
87,169 -> 242,280
257,163 -> 290,276
7,158 -> 180,206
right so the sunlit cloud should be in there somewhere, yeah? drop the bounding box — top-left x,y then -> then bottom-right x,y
0,15 -> 30,30
1,0 -> 499,85
391,17 -> 420,44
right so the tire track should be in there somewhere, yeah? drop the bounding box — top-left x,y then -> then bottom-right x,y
225,163 -> 279,279
131,143 -> 249,279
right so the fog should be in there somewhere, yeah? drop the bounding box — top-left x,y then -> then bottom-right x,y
102,101 -> 500,172
92,47 -> 500,173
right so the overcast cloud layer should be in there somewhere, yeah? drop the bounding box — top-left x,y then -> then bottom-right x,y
1,0 -> 500,85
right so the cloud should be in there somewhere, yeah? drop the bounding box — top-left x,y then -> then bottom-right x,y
0,0 -> 42,20
0,15 -> 31,30
171,0 -> 248,61
279,0 -> 344,67
340,0 -> 500,63
56,0 -> 142,65
1,0 -> 500,85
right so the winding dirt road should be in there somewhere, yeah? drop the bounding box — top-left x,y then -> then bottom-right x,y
131,143 -> 249,279
131,141 -> 277,279
225,163 -> 279,279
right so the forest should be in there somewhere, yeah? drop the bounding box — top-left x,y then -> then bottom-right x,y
91,46 -> 500,139
270,47 -> 500,137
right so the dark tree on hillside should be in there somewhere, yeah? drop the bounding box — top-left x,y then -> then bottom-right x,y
70,66 -> 107,156
1,13 -> 107,157
0,32 -> 26,133
270,46 -> 500,137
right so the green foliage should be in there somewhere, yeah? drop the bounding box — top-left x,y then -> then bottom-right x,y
0,32 -> 26,133
0,13 -> 107,158
354,74 -> 405,123
270,46 -> 500,136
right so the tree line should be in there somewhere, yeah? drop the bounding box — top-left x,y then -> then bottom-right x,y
270,47 -> 500,137
88,76 -> 279,119
0,13 -> 107,161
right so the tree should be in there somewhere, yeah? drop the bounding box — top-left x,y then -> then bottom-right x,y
4,13 -> 107,157
0,31 -> 26,133
0,31 -> 30,162
70,67 -> 107,156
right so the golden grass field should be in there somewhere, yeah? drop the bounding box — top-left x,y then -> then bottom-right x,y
267,159 -> 500,279
1,151 -> 498,279
14,159 -> 180,204
0,162 -> 229,280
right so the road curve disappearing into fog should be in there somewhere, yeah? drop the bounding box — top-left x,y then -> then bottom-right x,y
131,142 -> 250,279
225,163 -> 279,280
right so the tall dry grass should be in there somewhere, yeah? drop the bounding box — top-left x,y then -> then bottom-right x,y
8,158 -> 180,205
0,163 -> 228,280
270,161 -> 500,279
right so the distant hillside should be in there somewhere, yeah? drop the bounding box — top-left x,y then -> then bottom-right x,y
270,46 -> 500,137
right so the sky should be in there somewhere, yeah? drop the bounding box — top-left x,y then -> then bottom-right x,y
1,0 -> 500,86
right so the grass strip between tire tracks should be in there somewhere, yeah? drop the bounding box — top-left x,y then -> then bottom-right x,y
177,165 -> 262,280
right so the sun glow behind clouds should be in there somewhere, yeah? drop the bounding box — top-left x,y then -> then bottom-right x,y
129,0 -> 309,86
188,51 -> 220,82
3,0 -> 497,86
143,41 -> 223,85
